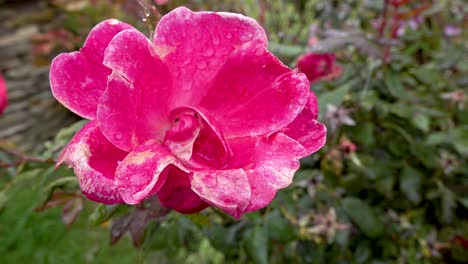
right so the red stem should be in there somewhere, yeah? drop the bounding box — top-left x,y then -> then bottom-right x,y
258,0 -> 266,28
383,5 -> 402,64
0,148 -> 54,168
378,0 -> 389,38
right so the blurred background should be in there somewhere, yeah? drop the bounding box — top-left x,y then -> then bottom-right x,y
0,0 -> 467,263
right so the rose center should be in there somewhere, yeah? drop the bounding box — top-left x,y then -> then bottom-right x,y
163,108 -> 229,169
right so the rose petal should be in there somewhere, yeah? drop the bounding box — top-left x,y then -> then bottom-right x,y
189,110 -> 229,169
116,140 -> 185,204
283,92 -> 327,155
50,19 -> 133,119
57,121 -> 128,204
228,133 -> 307,212
81,19 -> 134,63
153,7 -> 267,107
50,52 -> 110,119
190,169 -> 251,219
99,29 -> 172,151
199,43 -> 310,138
190,119 -> 229,169
244,175 -> 279,213
157,165 -> 210,214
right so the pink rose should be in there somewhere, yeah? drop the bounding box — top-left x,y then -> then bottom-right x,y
297,53 -> 342,84
0,73 -> 8,115
50,7 -> 326,218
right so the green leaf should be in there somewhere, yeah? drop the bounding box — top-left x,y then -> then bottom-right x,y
243,225 -> 268,264
349,123 -> 375,147
41,177 -> 79,203
458,197 -> 468,209
426,126 -> 468,156
410,65 -> 442,86
400,165 -> 422,204
265,210 -> 296,243
43,177 -> 79,192
383,71 -> 405,98
440,185 -> 456,224
376,173 -> 396,196
411,113 -> 430,132
147,221 -> 182,256
342,197 -> 384,238
186,213 -> 210,227
317,81 -> 354,114
186,238 -> 225,264
389,102 -> 413,119
354,241 -> 371,264
269,42 -> 304,59
451,126 -> 468,157
205,224 -> 228,251
88,204 -> 121,226
426,131 -> 447,145
0,190 -> 8,212
410,143 -> 439,168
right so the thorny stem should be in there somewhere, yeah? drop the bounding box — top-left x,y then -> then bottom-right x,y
135,0 -> 162,38
378,0 -> 389,38
258,0 -> 266,28
384,9 -> 401,64
0,147 -> 54,168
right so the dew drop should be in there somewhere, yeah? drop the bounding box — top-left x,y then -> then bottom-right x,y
215,49 -> 225,58
190,18 -> 199,26
143,8 -> 150,17
226,33 -> 232,39
183,57 -> 191,65
202,48 -> 214,57
197,61 -> 207,69
115,133 -> 123,140
212,36 -> 220,45
255,48 -> 264,56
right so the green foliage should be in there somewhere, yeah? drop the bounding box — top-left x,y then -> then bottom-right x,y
0,163 -> 138,263
342,197 -> 384,238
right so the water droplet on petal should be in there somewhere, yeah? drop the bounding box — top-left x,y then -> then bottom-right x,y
115,133 -> 123,140
190,18 -> 199,26
212,36 -> 220,45
197,61 -> 207,69
226,33 -> 232,39
202,48 -> 214,57
215,49 -> 225,58
255,48 -> 264,56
